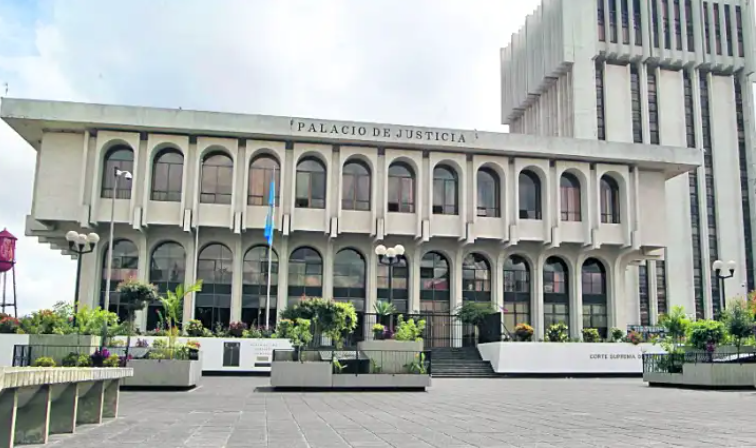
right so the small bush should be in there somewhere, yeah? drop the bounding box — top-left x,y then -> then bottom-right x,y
582,328 -> 601,342
0,316 -> 20,334
610,327 -> 624,342
546,323 -> 569,342
103,354 -> 121,368
32,357 -> 56,367
185,320 -> 207,337
152,338 -> 167,348
688,319 -> 726,351
243,327 -> 263,338
228,321 -> 248,338
513,323 -> 534,342
394,315 -> 425,342
623,331 -> 643,345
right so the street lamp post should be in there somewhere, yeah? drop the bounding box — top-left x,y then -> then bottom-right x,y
102,168 -> 132,346
374,244 -> 406,306
712,259 -> 736,316
65,231 -> 100,327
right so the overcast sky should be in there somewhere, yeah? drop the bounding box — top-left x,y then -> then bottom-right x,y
0,0 -> 540,315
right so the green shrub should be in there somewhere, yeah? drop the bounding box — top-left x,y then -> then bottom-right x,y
281,297 -> 357,348
243,327 -> 263,338
455,302 -> 495,327
0,316 -> 20,334
394,315 -> 425,342
152,338 -> 168,348
32,357 -> 56,367
62,352 -> 92,367
513,323 -> 534,342
722,299 -> 755,352
687,319 -> 726,350
102,354 -> 121,368
610,327 -> 624,342
185,319 -> 207,337
582,328 -> 601,342
546,323 -> 568,342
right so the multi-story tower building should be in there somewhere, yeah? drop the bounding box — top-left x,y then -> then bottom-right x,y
501,0 -> 756,323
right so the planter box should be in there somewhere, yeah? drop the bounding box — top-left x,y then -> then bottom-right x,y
682,363 -> 756,388
477,342 -> 665,375
270,361 -> 332,388
331,374 -> 430,389
356,340 -> 424,374
122,358 -> 202,388
644,363 -> 756,388
28,334 -> 102,366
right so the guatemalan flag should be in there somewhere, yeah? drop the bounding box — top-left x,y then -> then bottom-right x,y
263,178 -> 276,246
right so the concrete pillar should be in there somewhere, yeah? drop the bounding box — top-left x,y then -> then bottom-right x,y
13,386 -> 51,446
76,382 -> 104,426
49,384 -> 78,435
102,380 -> 120,419
0,390 -> 18,448
532,253 -> 546,340
570,255 -> 585,340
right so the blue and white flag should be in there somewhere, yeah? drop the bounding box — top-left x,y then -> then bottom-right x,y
263,178 -> 276,246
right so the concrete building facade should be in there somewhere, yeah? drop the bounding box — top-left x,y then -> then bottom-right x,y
1,99 -> 698,341
501,0 -> 756,323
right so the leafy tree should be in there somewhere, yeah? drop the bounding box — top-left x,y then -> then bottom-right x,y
159,280 -> 203,331
687,319 -> 726,351
723,299 -> 755,355
282,297 -> 357,348
658,305 -> 691,347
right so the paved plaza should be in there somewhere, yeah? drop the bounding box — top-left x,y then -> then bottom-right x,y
46,376 -> 756,448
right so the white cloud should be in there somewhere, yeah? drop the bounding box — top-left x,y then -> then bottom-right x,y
0,0 -> 539,315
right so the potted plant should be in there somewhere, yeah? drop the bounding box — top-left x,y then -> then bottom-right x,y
546,323 -> 568,342
274,318 -> 313,361
372,323 -> 386,340
581,328 -> 601,342
454,302 -> 495,344
374,300 -> 397,331
610,327 -> 624,342
117,278 -> 159,361
513,323 -> 534,342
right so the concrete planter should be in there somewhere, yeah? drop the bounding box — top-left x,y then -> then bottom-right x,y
644,363 -> 756,388
270,361 -> 332,388
331,374 -> 430,389
122,359 -> 202,388
27,335 -> 102,366
356,340 -> 424,374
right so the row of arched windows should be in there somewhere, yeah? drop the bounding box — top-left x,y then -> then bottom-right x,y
101,239 -> 609,335
100,146 -> 621,223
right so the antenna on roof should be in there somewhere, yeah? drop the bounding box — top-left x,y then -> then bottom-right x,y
2,82 -> 7,96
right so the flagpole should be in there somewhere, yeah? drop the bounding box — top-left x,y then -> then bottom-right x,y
264,167 -> 276,330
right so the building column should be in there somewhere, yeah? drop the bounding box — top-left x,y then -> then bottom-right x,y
323,240 -> 334,303
276,237 -> 290,324
366,246 -> 378,316
570,255 -> 585,340
135,233 -> 149,331
452,245 -> 464,348
532,253 -> 546,341
647,260 -> 659,324
609,256 -> 628,332
182,230 -> 198,327
230,237 -> 243,323
410,244 -> 423,313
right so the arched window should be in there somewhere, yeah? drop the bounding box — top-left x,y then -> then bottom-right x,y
248,155 -> 280,206
342,161 -> 371,211
295,157 -> 326,209
387,162 -> 415,213
242,246 -> 278,327
151,149 -> 184,202
420,252 -> 450,313
582,258 -> 608,338
147,242 -> 185,330
287,247 -> 323,306
600,175 -> 621,223
544,256 -> 569,329
377,255 -> 409,314
101,146 -> 134,199
462,253 -> 491,302
477,168 -> 500,217
433,165 -> 458,215
334,249 -> 366,312
195,243 -> 233,329
100,239 -> 139,323
519,170 -> 542,219
503,255 -> 530,329
560,173 -> 581,221
200,152 -> 234,204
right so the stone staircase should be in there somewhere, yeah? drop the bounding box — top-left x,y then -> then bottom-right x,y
430,347 -> 497,378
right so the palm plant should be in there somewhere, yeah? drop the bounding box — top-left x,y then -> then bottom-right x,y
374,300 -> 397,331
159,280 -> 203,332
